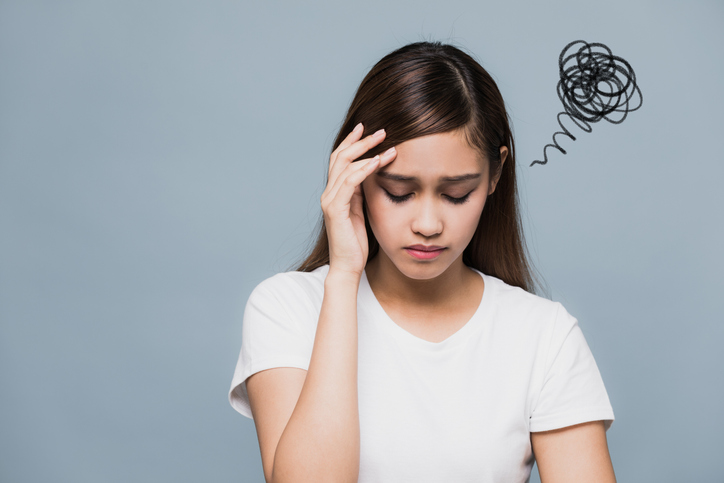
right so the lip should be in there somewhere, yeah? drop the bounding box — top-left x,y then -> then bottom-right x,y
406,245 -> 445,251
404,245 -> 446,260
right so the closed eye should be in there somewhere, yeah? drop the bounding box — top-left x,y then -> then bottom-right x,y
382,189 -> 473,205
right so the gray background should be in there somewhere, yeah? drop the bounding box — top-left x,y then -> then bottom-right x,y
1,1 -> 722,482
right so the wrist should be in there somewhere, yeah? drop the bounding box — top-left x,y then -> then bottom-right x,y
325,267 -> 363,288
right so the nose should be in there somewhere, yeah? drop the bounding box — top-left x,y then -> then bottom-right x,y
410,195 -> 443,237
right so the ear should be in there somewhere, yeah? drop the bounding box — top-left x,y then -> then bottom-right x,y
488,146 -> 509,195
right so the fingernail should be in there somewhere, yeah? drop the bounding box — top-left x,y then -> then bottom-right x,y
373,129 -> 385,138
353,123 -> 363,132
383,146 -> 396,156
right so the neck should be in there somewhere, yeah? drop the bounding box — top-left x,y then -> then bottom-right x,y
364,251 -> 473,309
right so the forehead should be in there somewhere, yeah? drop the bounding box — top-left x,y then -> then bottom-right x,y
378,131 -> 486,179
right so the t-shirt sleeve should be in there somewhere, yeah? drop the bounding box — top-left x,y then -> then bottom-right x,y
228,274 -> 316,419
529,302 -> 615,432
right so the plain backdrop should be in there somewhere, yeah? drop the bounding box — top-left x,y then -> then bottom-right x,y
1,1 -> 722,482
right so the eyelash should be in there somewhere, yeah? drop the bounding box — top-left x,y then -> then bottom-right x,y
383,190 -> 472,205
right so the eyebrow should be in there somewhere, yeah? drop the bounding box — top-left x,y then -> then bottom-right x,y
376,172 -> 482,182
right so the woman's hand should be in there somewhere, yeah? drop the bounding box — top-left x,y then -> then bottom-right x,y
321,123 -> 397,278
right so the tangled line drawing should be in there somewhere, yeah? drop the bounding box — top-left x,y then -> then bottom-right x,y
531,40 -> 643,167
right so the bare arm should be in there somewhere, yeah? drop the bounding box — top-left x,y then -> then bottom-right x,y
247,124 -> 397,483
270,270 -> 362,483
531,420 -> 616,483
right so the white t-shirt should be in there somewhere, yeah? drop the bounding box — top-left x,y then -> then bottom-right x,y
229,264 -> 614,482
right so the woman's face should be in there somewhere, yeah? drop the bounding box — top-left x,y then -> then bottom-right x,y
362,130 -> 506,281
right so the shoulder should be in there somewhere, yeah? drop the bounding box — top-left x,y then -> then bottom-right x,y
241,265 -> 329,338
481,272 -> 563,320
249,264 -> 329,310
478,271 -> 580,342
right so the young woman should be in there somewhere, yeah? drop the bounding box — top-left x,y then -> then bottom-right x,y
229,41 -> 616,483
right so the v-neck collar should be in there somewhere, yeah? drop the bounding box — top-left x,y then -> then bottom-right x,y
359,267 -> 492,353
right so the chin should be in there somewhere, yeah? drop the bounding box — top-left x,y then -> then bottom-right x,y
388,251 -> 459,281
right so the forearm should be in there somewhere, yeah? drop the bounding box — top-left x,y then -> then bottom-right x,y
272,269 -> 361,483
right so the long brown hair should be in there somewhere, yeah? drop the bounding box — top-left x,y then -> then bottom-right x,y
294,41 -> 540,294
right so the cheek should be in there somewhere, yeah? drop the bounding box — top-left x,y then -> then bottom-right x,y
362,184 -> 386,230
362,189 -> 406,247
458,198 -> 487,235
366,201 -> 395,235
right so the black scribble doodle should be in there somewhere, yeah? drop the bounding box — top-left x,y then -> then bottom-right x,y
531,40 -> 643,167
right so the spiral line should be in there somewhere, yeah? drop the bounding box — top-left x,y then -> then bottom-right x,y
531,40 -> 643,167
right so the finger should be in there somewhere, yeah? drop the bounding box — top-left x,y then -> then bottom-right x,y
326,156 -> 381,210
338,128 -> 387,164
325,155 -> 377,202
334,123 -> 364,158
329,128 -> 387,188
329,123 -> 363,176
326,145 -> 396,204
375,146 -> 397,169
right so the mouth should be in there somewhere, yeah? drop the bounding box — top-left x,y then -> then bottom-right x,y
404,245 -> 446,260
